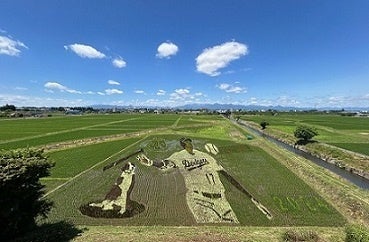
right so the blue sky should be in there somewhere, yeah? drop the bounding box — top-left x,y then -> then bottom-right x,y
1,0 -> 369,108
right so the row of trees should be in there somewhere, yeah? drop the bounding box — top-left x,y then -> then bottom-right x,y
0,104 -> 16,111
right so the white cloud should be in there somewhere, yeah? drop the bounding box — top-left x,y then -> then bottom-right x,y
134,90 -> 145,94
112,57 -> 126,68
64,43 -> 106,59
97,92 -> 105,96
44,82 -> 82,94
157,89 -> 166,96
217,83 -> 246,93
196,41 -> 248,76
0,94 -> 89,107
105,89 -> 123,95
108,80 -> 120,85
170,88 -> 195,101
0,35 -> 28,56
156,41 -> 179,59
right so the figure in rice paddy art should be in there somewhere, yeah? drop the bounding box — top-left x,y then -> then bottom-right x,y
180,137 -> 194,155
81,137 -> 271,223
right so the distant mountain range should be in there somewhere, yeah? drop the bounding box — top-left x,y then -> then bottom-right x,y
91,103 -> 368,112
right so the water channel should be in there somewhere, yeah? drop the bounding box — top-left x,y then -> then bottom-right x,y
235,120 -> 369,190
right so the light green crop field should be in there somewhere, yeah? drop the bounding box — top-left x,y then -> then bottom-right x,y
0,114 -> 180,149
240,113 -> 369,156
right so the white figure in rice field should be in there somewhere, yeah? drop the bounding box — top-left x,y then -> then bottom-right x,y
165,138 -> 239,223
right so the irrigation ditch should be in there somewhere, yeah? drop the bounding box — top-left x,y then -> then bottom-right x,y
234,119 -> 369,190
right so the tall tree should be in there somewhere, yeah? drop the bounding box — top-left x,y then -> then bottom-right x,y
0,149 -> 54,240
294,125 -> 318,143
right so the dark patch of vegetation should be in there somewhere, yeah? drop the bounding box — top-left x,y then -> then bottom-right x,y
282,229 -> 320,242
260,121 -> 269,130
345,224 -> 369,242
0,104 -> 16,111
202,192 -> 222,199
0,148 -> 54,240
13,221 -> 84,242
218,170 -> 252,199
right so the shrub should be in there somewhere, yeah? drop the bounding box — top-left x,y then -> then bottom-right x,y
260,121 -> 269,130
345,224 -> 369,242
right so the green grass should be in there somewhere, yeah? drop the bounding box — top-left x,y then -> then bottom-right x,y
241,113 -> 369,156
48,137 -> 140,178
329,143 -> 369,156
216,140 -> 345,226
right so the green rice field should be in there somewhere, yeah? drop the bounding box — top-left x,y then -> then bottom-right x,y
240,113 -> 369,156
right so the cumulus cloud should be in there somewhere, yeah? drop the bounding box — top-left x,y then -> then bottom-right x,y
217,83 -> 246,93
44,82 -> 82,94
170,89 -> 190,100
170,88 -> 203,101
105,89 -> 123,95
156,41 -> 179,59
0,34 -> 28,56
64,43 -> 106,58
108,80 -> 120,85
157,89 -> 166,96
196,41 -> 248,76
112,57 -> 126,68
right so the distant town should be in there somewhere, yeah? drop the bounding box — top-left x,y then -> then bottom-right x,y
1,103 -> 368,118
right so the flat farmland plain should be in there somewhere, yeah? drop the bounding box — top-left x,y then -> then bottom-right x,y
240,113 -> 369,156
4,113 -> 368,241
0,114 -> 180,149
42,132 -> 344,227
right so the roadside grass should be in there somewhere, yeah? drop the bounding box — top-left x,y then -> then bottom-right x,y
71,225 -> 345,242
329,143 -> 369,156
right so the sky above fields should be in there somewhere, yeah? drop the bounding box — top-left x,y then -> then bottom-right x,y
1,0 -> 369,108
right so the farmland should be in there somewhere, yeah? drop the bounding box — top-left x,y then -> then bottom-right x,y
239,113 -> 369,156
3,113 -> 369,240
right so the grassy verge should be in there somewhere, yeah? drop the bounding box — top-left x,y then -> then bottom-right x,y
71,226 -> 345,242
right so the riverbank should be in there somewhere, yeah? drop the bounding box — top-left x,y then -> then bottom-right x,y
237,119 -> 369,183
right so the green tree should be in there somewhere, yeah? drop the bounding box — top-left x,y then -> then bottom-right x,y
0,104 -> 16,111
294,125 -> 318,142
260,121 -> 269,130
0,148 -> 54,240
